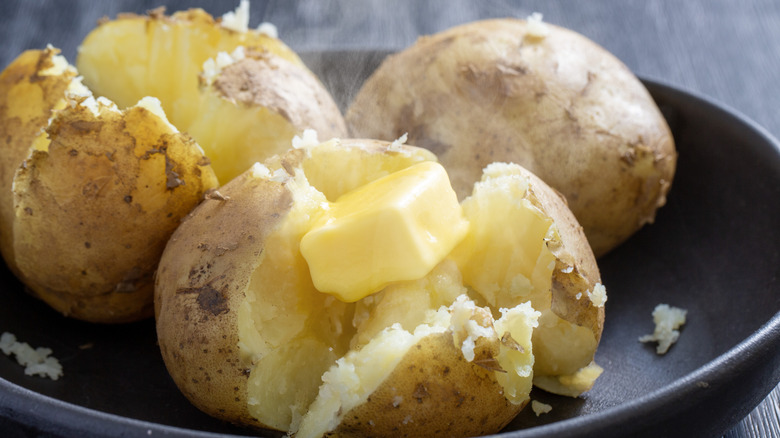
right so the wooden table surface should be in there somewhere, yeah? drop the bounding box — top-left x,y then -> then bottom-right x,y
1,1 -> 778,437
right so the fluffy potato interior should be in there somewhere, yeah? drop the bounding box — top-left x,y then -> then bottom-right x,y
453,164 -> 601,378
227,139 -> 602,435
237,140 -> 442,430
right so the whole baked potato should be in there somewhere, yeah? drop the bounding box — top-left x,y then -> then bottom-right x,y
155,136 -> 606,436
346,17 -> 677,256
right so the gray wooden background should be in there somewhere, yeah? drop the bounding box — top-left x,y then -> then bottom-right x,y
1,1 -> 778,437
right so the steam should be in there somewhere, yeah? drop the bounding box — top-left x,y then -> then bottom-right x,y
256,0 -> 529,112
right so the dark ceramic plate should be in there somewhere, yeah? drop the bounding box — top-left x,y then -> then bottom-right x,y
1,51 -> 779,438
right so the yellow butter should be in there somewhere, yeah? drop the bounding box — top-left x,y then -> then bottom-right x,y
300,161 -> 468,302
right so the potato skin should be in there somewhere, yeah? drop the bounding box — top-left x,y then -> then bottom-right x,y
11,99 -> 217,323
191,49 -> 348,183
326,332 -> 524,438
0,48 -> 76,278
208,50 -> 347,140
346,18 -> 676,256
155,169 -> 292,427
520,166 -> 604,343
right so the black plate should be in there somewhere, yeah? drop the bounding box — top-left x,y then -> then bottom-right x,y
1,51 -> 779,438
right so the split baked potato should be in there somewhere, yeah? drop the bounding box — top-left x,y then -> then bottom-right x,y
0,48 -> 218,323
155,136 -> 606,436
77,3 -> 347,183
346,17 -> 677,256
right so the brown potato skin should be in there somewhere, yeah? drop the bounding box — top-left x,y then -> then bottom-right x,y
521,166 -> 604,345
11,100 -> 217,323
210,50 -> 347,141
155,170 -> 292,428
327,332 -> 525,438
346,18 -> 676,256
0,48 -> 75,279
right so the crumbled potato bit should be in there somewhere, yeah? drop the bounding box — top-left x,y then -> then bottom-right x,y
526,12 -> 550,38
639,304 -> 687,354
587,283 -> 608,307
221,0 -> 250,32
531,400 -> 552,416
0,332 -> 63,380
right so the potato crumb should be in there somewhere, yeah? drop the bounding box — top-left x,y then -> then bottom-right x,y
257,22 -> 278,38
388,133 -> 408,151
460,336 -> 476,361
531,400 -> 552,416
201,46 -> 246,83
65,76 -> 92,99
292,129 -> 320,149
249,162 -> 289,183
448,295 -> 494,362
639,304 -> 687,354
137,96 -> 178,133
1,332 -> 63,380
39,46 -> 71,76
587,283 -> 607,307
249,162 -> 271,179
526,12 -> 550,38
75,94 -> 119,117
392,395 -> 403,407
221,0 -> 250,33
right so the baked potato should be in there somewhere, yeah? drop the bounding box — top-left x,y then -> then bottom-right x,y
346,17 -> 677,256
76,2 -> 347,183
155,136 -> 605,436
0,2 -> 348,322
0,47 -> 218,323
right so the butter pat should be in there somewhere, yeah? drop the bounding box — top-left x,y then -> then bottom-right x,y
300,161 -> 468,302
